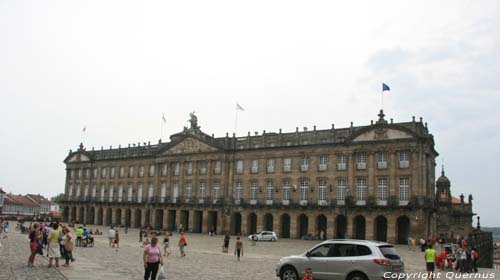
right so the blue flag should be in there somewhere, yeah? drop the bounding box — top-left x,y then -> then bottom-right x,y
382,83 -> 390,91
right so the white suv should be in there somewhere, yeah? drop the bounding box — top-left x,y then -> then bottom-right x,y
276,239 -> 405,280
248,231 -> 278,241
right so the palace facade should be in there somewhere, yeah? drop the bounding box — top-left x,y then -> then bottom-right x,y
61,110 -> 447,244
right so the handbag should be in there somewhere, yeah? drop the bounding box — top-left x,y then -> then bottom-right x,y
158,265 -> 167,280
37,241 -> 43,255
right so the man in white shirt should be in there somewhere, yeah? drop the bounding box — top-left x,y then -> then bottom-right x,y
108,227 -> 116,247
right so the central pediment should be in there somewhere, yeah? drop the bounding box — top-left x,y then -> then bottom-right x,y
162,137 -> 219,155
352,127 -> 414,142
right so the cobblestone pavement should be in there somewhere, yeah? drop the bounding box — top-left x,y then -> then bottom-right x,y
1,227 -> 499,280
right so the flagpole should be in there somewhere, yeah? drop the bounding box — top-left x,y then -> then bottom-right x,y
234,105 -> 239,136
381,88 -> 384,111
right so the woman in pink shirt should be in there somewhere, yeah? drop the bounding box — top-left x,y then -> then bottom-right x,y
143,236 -> 163,280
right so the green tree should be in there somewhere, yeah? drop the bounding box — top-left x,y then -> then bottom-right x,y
51,193 -> 65,203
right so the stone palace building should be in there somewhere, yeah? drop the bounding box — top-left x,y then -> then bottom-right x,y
60,111 -> 472,244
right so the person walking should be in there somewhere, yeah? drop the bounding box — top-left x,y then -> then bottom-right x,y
143,236 -> 163,280
139,228 -> 144,243
114,230 -> 120,250
222,233 -> 230,253
163,233 -> 170,257
61,227 -> 74,267
178,231 -> 186,257
28,223 -> 41,267
234,236 -> 243,261
108,226 -> 116,247
424,244 -> 436,280
47,223 -> 61,268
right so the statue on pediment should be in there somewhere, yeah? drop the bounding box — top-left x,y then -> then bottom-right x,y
189,112 -> 200,131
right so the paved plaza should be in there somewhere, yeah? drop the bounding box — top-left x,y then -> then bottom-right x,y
1,226 -> 499,280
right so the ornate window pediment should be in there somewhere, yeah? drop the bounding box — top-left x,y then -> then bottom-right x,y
161,137 -> 219,155
352,128 -> 413,142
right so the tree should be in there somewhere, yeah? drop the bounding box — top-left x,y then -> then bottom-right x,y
51,193 -> 65,203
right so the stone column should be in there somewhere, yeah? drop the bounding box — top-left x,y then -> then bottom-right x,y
308,213 -> 316,236
102,208 -> 108,226
75,207 -> 81,223
290,212 -> 298,239
162,208 -> 169,230
387,215 -> 397,244
365,213 -> 374,240
241,210 -> 247,235
202,209 -> 209,233
273,211 -> 281,237
94,207 -> 99,225
327,214 -> 335,239
175,209 -> 182,232
188,210 -> 195,232
347,215 -> 354,239
111,207 -> 117,226
140,208 -> 147,228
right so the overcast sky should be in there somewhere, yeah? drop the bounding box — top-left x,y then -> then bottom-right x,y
1,1 -> 499,226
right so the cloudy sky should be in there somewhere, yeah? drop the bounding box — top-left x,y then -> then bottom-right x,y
1,1 -> 499,226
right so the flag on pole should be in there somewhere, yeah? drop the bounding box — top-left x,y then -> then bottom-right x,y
162,114 -> 166,123
236,103 -> 244,111
382,83 -> 390,92
83,126 -> 86,132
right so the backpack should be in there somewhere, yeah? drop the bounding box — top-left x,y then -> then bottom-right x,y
473,250 -> 479,259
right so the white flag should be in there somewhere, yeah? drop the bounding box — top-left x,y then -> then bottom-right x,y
162,114 -> 166,123
236,103 -> 244,111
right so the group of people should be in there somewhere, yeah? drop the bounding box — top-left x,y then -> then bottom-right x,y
27,222 -> 75,268
142,230 -> 186,280
220,233 -> 244,261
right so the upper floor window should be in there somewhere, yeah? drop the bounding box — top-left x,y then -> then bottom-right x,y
70,170 -> 74,179
300,179 -> 309,201
161,164 -> 168,176
148,183 -> 154,199
119,167 -> 125,178
356,177 -> 367,204
213,181 -> 220,201
236,160 -> 243,174
109,185 -> 114,202
199,182 -> 206,200
92,185 -> 97,198
283,158 -> 292,172
300,158 -> 309,172
93,168 -> 98,179
149,165 -> 155,177
267,159 -> 275,173
399,177 -> 410,203
127,184 -> 133,202
356,154 -> 367,170
282,180 -> 291,201
318,179 -> 327,201
77,169 -> 82,179
68,184 -> 73,197
186,182 -> 193,200
266,180 -> 273,201
399,151 -> 410,168
101,167 -> 107,178
337,178 -> 347,202
85,168 -> 90,179
250,181 -> 258,201
174,162 -> 180,176
118,184 -> 123,202
110,167 -> 115,178
199,161 -> 206,175
160,183 -> 167,202
337,155 -> 347,170
128,166 -> 134,178
214,161 -> 221,174
137,184 -> 143,203
139,166 -> 145,177
377,153 -> 388,169
377,177 -> 388,202
251,160 -> 259,173
186,162 -> 193,175
319,155 -> 328,171
235,181 -> 243,201
100,184 -> 105,202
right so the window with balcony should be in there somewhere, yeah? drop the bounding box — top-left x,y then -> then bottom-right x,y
266,180 -> 273,203
101,167 -> 107,178
148,183 -> 154,201
235,181 -> 242,202
77,169 -> 82,179
337,155 -> 347,170
318,155 -> 328,171
267,159 -> 275,173
127,184 -> 133,202
186,162 -> 193,175
149,165 -> 155,177
337,178 -> 346,205
128,166 -> 134,178
174,162 -> 180,176
110,167 -> 115,178
93,168 -> 98,179
356,178 -> 367,205
318,179 -> 327,203
236,160 -> 243,174
399,177 -> 410,205
119,167 -> 125,178
160,183 -> 167,202
356,154 -> 367,170
300,179 -> 309,202
137,184 -> 143,203
282,180 -> 291,204
214,160 -> 221,174
70,170 -> 74,179
186,182 -> 192,201
199,182 -> 206,202
199,160 -> 206,175
109,185 -> 114,202
172,183 -> 179,203
86,168 -> 90,179
100,185 -> 105,202
251,160 -> 259,173
92,185 -> 97,199
377,177 -> 388,205
84,184 -> 89,199
161,164 -> 168,176
283,158 -> 292,172
300,158 -> 309,172
139,166 -> 145,177
250,181 -> 258,203
213,181 -> 220,203
377,153 -> 388,169
76,184 -> 81,198
399,151 -> 410,168
68,184 -> 73,199
118,184 -> 123,202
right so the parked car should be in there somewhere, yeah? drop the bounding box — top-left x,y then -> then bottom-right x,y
248,231 -> 278,241
276,239 -> 405,280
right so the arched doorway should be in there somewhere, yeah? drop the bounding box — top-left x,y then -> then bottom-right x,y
97,208 -> 103,225
374,215 -> 388,242
247,213 -> 257,234
231,212 -> 242,235
125,209 -> 132,227
115,208 -> 122,226
88,207 -> 95,225
264,213 -> 273,231
298,214 -> 308,239
134,209 -> 141,228
316,214 -> 327,240
280,214 -> 290,238
208,211 -> 217,233
335,215 -> 347,238
105,208 -> 112,225
396,216 -> 410,244
353,215 -> 366,240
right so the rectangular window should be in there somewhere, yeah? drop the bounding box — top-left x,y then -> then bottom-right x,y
100,184 -> 105,202
174,162 -> 180,176
160,183 -> 167,202
186,182 -> 192,200
283,158 -> 292,172
337,178 -> 346,203
118,184 -> 123,202
213,181 -> 220,202
199,161 -> 206,175
214,161 -> 221,174
282,180 -> 291,201
356,154 -> 367,170
186,162 -> 193,175
119,167 -> 125,178
199,182 -> 206,200
235,181 -> 242,201
236,160 -> 243,174
76,184 -> 81,198
356,177 -> 367,204
128,184 -> 133,202
300,179 -> 309,201
266,180 -> 273,201
337,155 -> 347,170
109,185 -> 114,202
318,179 -> 327,201
319,155 -> 328,171
399,177 -> 410,204
93,168 -> 98,179
377,177 -> 388,203
149,165 -> 155,177
399,151 -> 410,168
377,153 -> 388,169
78,169 -> 82,179
148,183 -> 154,200
267,159 -> 275,173
137,184 -> 143,203
101,167 -> 107,178
161,164 -> 168,176
139,166 -> 144,177
300,158 -> 309,172
84,184 -> 89,199
128,166 -> 134,178
251,160 -> 258,173
110,167 -> 115,178
92,185 -> 97,199
70,170 -> 74,179
250,181 -> 258,201
86,168 -> 90,179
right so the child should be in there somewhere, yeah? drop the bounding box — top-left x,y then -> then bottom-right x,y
302,268 -> 313,280
163,233 -> 170,257
142,237 -> 150,248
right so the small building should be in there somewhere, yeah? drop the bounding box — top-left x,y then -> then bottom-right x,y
3,194 -> 41,217
0,188 -> 6,215
26,194 -> 52,215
